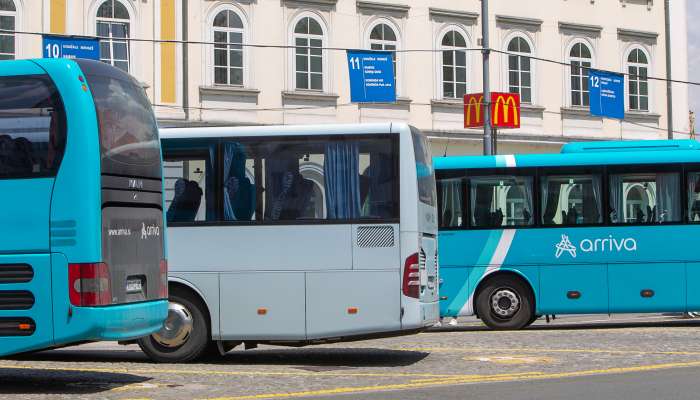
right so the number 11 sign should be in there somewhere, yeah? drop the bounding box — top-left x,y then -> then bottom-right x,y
346,50 -> 396,103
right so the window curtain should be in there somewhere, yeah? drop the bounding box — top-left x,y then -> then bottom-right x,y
223,142 -> 255,221
609,175 -> 623,223
656,173 -> 680,222
689,174 -> 700,222
471,181 -> 494,226
324,141 -> 361,219
522,180 -> 534,224
364,152 -> 394,218
590,175 -> 602,223
542,179 -> 561,225
440,179 -> 462,227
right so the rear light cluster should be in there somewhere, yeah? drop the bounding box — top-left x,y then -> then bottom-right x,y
68,263 -> 111,306
159,259 -> 168,299
402,253 -> 420,299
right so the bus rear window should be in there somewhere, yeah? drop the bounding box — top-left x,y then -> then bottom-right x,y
411,127 -> 436,206
0,75 -> 66,178
77,60 -> 161,178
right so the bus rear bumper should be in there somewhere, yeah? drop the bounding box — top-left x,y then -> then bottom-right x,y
56,300 -> 168,344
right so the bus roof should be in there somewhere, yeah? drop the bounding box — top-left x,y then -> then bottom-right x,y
159,123 -> 409,139
434,140 -> 700,170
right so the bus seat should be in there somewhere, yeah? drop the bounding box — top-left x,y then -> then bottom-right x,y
167,178 -> 203,222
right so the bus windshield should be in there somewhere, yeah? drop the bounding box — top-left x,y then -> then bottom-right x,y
76,60 -> 161,178
411,127 -> 436,206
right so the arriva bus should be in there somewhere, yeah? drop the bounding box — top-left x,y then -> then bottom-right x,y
138,123 -> 439,362
0,59 -> 168,357
436,140 -> 700,330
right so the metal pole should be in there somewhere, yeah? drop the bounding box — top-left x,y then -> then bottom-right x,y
182,0 -> 190,123
481,0 -> 493,155
664,0 -> 674,139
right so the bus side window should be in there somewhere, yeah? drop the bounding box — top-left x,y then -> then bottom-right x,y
609,172 -> 681,224
164,154 -> 216,223
688,172 -> 700,222
469,176 -> 534,228
541,174 -> 602,226
222,141 -> 256,222
438,178 -> 465,228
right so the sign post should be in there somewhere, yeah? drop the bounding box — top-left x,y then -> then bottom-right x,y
589,70 -> 625,120
346,50 -> 396,103
42,35 -> 100,61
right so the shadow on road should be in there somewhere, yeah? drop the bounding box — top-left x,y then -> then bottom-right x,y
0,367 -> 151,395
429,318 -> 700,333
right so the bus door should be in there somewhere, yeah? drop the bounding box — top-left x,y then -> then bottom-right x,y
0,69 -> 67,355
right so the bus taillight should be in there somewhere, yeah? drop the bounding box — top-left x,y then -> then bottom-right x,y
402,253 -> 420,299
159,259 -> 168,299
68,263 -> 112,306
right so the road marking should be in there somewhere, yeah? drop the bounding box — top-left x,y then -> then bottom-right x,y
199,360 -> 700,400
396,346 -> 700,356
462,355 -> 555,365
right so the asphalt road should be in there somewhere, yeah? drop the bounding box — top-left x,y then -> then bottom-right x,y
1,314 -> 700,399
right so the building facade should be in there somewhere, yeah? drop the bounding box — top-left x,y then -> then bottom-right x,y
3,0 -> 690,155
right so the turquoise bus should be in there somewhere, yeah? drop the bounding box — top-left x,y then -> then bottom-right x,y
436,140 -> 700,330
0,58 -> 168,356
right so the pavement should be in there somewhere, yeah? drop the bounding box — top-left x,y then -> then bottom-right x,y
1,313 -> 700,399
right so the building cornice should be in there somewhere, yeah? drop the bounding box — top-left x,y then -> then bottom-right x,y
495,15 -> 543,30
617,28 -> 659,44
282,0 -> 338,9
558,21 -> 603,36
200,86 -> 260,99
356,1 -> 410,15
281,91 -> 339,103
429,8 -> 479,24
624,111 -> 661,123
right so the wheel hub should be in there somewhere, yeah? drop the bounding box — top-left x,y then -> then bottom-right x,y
491,288 -> 520,318
152,301 -> 193,348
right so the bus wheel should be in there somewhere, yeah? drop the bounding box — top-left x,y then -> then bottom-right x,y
475,276 -> 533,330
138,291 -> 211,363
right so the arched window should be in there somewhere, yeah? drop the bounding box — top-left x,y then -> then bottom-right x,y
568,42 -> 592,107
369,23 -> 398,78
507,36 -> 532,104
96,0 -> 130,72
293,16 -> 324,91
627,48 -> 649,111
441,30 -> 467,99
0,0 -> 16,60
213,9 -> 244,86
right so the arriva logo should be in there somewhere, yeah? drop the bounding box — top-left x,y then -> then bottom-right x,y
141,223 -> 160,240
554,234 -> 637,258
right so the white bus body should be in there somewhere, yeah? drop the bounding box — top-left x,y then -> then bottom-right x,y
138,123 -> 438,362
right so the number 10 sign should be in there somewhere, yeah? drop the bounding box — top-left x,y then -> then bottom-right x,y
346,50 -> 396,103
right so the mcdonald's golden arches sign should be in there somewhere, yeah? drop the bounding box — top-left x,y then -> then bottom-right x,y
463,92 -> 521,129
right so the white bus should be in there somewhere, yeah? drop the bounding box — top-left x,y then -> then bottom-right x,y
138,123 -> 439,362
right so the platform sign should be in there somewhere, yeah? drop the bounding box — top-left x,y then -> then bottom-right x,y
346,50 -> 396,103
42,35 -> 100,61
464,92 -> 521,129
589,70 -> 625,119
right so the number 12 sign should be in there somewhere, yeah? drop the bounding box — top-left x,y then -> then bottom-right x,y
589,69 -> 624,120
346,50 -> 396,103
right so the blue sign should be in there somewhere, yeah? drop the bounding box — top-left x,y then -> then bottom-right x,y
346,50 -> 396,103
42,35 -> 100,61
589,69 -> 625,119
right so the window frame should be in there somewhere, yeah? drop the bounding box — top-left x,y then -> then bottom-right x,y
566,39 -> 594,108
0,0 -> 16,60
210,5 -> 247,87
291,13 -> 327,92
163,134 -> 401,227
163,147 -> 221,224
436,162 -> 695,231
504,33 -> 534,105
439,27 -> 469,100
625,46 -> 651,113
95,0 -> 132,73
365,17 -> 402,97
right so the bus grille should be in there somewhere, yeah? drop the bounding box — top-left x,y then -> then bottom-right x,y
419,249 -> 426,270
357,226 -> 395,248
0,291 -> 35,310
0,264 -> 33,284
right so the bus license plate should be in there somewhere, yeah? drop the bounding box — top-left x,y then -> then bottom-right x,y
126,278 -> 143,293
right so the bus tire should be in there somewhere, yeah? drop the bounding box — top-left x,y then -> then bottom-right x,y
475,276 -> 534,330
138,290 -> 212,363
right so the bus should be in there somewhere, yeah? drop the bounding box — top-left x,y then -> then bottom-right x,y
435,140 -> 700,330
0,58 -> 168,357
137,123 -> 439,362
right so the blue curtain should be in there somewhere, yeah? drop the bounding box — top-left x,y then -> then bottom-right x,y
223,142 -> 255,221
324,142 -> 360,219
